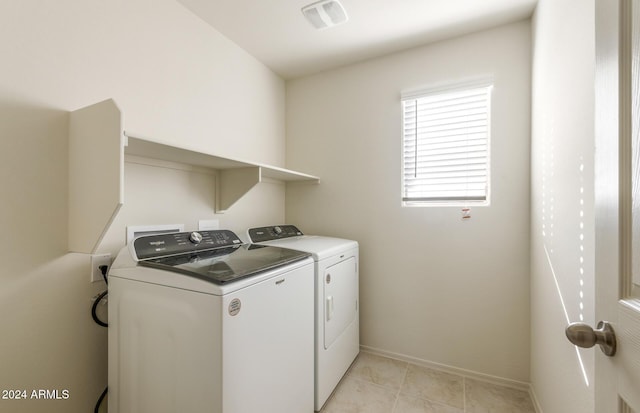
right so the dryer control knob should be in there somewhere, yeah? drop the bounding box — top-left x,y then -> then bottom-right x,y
274,226 -> 283,235
189,231 -> 203,244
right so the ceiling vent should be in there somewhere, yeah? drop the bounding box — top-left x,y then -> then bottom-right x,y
301,0 -> 349,30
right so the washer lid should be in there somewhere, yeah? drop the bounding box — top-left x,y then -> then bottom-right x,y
132,230 -> 310,285
139,244 -> 310,285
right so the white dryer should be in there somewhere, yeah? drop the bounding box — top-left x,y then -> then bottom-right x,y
108,230 -> 315,413
248,225 -> 359,411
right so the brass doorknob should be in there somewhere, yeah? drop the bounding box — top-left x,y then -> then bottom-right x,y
565,321 -> 617,356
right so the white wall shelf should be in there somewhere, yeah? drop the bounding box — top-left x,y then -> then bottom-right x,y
68,99 -> 320,254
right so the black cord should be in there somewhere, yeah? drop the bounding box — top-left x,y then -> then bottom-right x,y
91,290 -> 108,327
91,265 -> 110,411
99,265 -> 108,285
92,265 -> 109,327
94,386 -> 108,413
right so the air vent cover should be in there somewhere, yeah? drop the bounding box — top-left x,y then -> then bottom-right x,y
302,0 -> 349,30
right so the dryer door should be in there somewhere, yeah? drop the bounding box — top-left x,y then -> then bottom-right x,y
324,256 -> 358,349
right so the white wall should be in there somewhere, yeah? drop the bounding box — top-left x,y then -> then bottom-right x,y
530,1 -> 595,412
0,1 -> 285,412
286,21 -> 532,382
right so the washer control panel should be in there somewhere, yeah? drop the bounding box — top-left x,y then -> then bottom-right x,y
134,230 -> 243,260
248,225 -> 304,243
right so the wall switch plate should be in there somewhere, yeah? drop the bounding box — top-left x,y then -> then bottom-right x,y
90,253 -> 112,283
199,219 -> 219,231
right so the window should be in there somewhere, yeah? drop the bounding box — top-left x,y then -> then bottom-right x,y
401,81 -> 492,206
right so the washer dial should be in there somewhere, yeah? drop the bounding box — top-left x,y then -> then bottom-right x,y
189,231 -> 203,244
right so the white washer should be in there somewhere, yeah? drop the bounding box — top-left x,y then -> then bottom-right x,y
108,230 -> 315,413
248,225 -> 359,411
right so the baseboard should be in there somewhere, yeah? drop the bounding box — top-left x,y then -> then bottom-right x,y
359,344 -> 531,392
529,385 -> 544,413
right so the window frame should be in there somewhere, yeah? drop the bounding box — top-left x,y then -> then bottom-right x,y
400,79 -> 493,207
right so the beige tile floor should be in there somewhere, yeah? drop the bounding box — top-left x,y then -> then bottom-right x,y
319,352 -> 536,413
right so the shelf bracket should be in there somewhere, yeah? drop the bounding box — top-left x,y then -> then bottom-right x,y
215,167 -> 261,213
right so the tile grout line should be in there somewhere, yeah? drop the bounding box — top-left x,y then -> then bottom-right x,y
390,362 -> 410,413
462,375 -> 466,413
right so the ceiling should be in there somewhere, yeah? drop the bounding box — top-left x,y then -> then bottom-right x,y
176,0 -> 538,79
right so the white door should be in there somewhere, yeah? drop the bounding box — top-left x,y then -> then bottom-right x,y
592,0 -> 640,411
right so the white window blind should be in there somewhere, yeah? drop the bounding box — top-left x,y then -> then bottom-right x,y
401,83 -> 492,205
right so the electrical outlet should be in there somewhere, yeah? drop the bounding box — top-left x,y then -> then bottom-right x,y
90,253 -> 112,283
